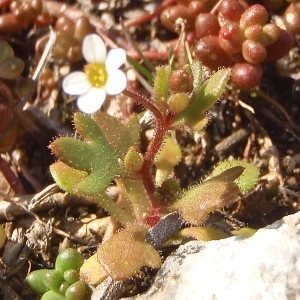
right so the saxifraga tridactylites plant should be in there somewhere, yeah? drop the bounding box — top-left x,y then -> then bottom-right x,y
45,60 -> 259,284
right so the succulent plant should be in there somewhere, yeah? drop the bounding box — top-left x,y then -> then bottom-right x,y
161,0 -> 294,89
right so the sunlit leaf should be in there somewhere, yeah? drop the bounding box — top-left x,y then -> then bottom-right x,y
49,113 -> 121,196
92,111 -> 141,158
50,162 -> 87,194
80,253 -> 108,285
153,66 -> 171,109
210,160 -> 259,192
168,167 -> 244,225
155,136 -> 181,185
97,224 -> 161,280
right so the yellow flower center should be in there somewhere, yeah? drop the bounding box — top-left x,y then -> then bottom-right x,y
84,63 -> 108,88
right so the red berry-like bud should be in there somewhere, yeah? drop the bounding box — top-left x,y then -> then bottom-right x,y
218,0 -> 246,23
242,40 -> 267,64
188,1 -> 211,18
169,68 -> 194,93
218,21 -> 244,54
244,25 -> 263,41
195,13 -> 220,39
283,2 -> 300,35
240,4 -> 268,29
262,23 -> 281,45
160,5 -> 194,32
231,62 -> 262,89
194,36 -> 233,70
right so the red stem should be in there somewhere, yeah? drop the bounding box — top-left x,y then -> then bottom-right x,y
122,89 -> 168,197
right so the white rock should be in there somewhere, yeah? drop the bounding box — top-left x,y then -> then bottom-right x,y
126,211 -> 300,300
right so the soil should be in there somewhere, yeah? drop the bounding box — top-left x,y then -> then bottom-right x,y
1,0 -> 300,299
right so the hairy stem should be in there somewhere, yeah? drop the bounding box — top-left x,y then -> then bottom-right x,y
122,89 -> 168,199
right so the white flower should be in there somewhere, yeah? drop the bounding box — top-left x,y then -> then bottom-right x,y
62,34 -> 127,113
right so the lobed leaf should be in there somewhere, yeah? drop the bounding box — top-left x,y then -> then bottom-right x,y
49,113 -> 121,196
50,162 -> 87,195
92,111 -> 141,158
169,179 -> 240,225
74,112 -> 109,143
209,160 -> 259,192
97,224 -> 161,280
50,138 -> 95,171
168,167 -> 244,225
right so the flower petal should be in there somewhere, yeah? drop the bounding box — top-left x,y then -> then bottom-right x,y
105,70 -> 127,95
82,34 -> 107,64
77,88 -> 106,114
63,72 -> 91,95
105,48 -> 126,72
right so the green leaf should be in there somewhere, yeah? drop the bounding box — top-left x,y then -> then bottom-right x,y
155,136 -> 182,185
92,111 -> 141,158
49,113 -> 121,196
194,68 -> 231,112
126,55 -> 153,82
50,138 -> 96,171
41,290 -> 67,300
171,111 -> 210,131
43,269 -> 64,291
168,168 -> 242,225
74,112 -> 109,143
50,162 -> 87,194
118,179 -> 151,222
209,160 -> 259,192
25,269 -> 49,295
190,60 -> 203,95
153,66 -> 171,104
55,248 -> 84,273
97,224 -> 161,280
65,281 -> 86,300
